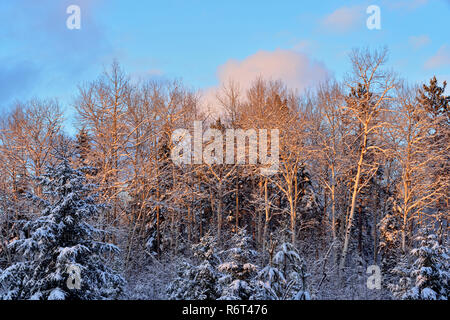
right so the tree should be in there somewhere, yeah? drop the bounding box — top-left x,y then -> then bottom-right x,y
237,78 -> 310,246
405,231 -> 448,300
390,230 -> 449,300
75,62 -> 131,234
166,234 -> 221,300
75,128 -> 91,167
379,202 -> 402,277
258,242 -> 310,300
390,84 -> 445,252
218,228 -> 260,300
313,80 -> 348,252
339,48 -> 396,271
0,146 -> 124,300
388,254 -> 412,299
13,99 -> 63,196
417,76 -> 449,242
122,79 -> 199,261
418,76 -> 449,122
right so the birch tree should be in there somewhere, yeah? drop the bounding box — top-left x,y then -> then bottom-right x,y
339,48 -> 396,270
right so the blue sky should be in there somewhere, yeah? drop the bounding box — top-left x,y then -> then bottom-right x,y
0,0 -> 449,132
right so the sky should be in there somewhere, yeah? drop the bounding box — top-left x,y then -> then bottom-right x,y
0,0 -> 449,133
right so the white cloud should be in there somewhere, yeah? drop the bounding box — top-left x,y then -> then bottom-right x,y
425,45 -> 450,69
409,35 -> 431,49
201,49 -> 330,116
321,6 -> 364,33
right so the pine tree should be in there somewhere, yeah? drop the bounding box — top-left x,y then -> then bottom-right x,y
257,241 -> 285,300
166,234 -> 221,300
405,232 -> 449,300
390,230 -> 449,300
389,254 -> 412,299
417,77 -> 449,242
217,228 -> 261,300
379,202 -> 402,281
259,242 -> 310,300
75,128 -> 91,167
0,148 -> 125,300
165,261 -> 197,300
418,76 -> 449,121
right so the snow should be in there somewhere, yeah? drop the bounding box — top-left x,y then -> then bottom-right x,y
0,153 -> 125,300
48,288 -> 66,300
421,288 -> 437,300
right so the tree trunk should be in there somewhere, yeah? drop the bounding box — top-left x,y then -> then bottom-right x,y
340,131 -> 367,270
263,177 -> 270,250
289,195 -> 296,246
358,205 -> 363,254
156,187 -> 161,257
217,182 -> 223,239
235,177 -> 239,231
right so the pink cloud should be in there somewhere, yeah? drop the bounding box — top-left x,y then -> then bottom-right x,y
320,6 -> 364,33
202,49 -> 330,116
217,49 -> 329,90
409,35 -> 431,49
425,45 -> 450,69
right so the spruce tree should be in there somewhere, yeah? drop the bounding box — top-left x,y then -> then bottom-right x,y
389,254 -> 412,299
390,230 -> 449,300
259,242 -> 310,300
217,228 -> 260,300
417,77 -> 449,241
379,203 -> 402,284
75,128 -> 91,166
418,76 -> 449,120
405,232 -> 449,300
0,148 -> 125,300
166,234 -> 221,300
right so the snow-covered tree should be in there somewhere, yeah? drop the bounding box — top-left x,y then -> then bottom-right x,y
389,254 -> 412,299
379,203 -> 402,283
258,242 -> 310,300
257,264 -> 284,300
165,260 -> 197,300
218,228 -> 261,300
166,234 -> 222,300
406,232 -> 449,300
0,149 -> 125,300
390,231 -> 449,300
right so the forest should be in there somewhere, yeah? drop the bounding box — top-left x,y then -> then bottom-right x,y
0,48 -> 448,300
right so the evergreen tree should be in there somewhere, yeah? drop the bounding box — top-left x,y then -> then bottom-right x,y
417,77 -> 449,241
418,76 -> 449,121
390,230 -> 449,300
165,261 -> 197,300
166,234 -> 221,300
259,242 -> 310,300
379,202 -> 402,282
75,128 -> 91,167
257,242 -> 285,300
0,148 -> 125,300
217,228 -> 261,300
406,232 -> 449,300
389,254 -> 412,299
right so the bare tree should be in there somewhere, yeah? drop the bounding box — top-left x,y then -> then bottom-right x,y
75,62 -> 131,235
339,48 -> 396,271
